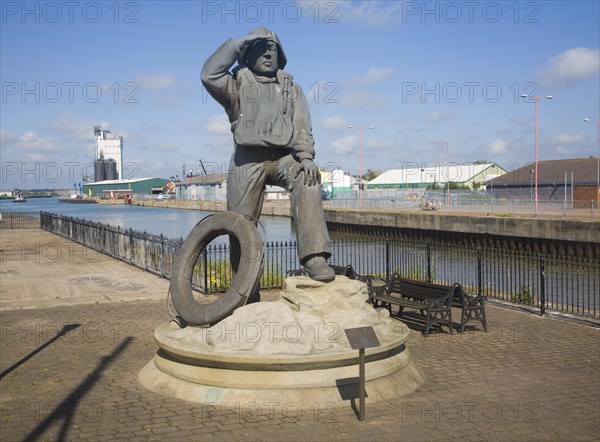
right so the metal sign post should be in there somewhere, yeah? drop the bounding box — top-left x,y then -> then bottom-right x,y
344,326 -> 380,421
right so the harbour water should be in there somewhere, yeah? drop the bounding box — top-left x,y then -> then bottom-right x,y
0,198 -> 296,243
3,198 -> 598,317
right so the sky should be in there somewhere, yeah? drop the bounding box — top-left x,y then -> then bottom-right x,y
1,0 -> 599,189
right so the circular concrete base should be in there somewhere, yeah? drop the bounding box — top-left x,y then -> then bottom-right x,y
138,321 -> 424,407
138,276 -> 425,408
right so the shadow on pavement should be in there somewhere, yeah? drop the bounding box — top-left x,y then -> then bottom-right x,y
0,323 -> 81,381
23,336 -> 133,442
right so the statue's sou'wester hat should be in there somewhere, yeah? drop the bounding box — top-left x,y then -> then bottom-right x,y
239,27 -> 287,70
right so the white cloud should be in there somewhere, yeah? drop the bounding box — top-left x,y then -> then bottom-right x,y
487,139 -> 508,154
426,111 -> 454,123
320,115 -> 350,131
331,135 -> 356,154
1,130 -> 69,162
364,138 -> 393,151
340,1 -> 404,27
553,133 -> 586,146
205,114 -> 231,135
13,131 -> 62,153
537,47 -> 600,88
352,67 -> 396,84
51,115 -> 105,142
134,73 -> 176,90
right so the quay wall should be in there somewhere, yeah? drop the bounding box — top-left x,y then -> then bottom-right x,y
130,199 -> 599,244
324,209 -> 600,245
132,199 -> 292,217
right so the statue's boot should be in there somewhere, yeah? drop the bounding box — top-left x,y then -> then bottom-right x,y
303,255 -> 335,282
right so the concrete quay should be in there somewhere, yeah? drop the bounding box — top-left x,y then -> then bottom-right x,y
324,209 -> 600,244
1,229 -> 598,441
131,199 -> 292,217
128,199 -> 599,244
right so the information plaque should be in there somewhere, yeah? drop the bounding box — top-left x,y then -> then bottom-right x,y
344,326 -> 380,421
344,326 -> 380,350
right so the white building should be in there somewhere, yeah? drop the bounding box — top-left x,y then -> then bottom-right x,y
176,173 -> 289,201
321,169 -> 353,197
94,125 -> 123,180
367,163 -> 506,190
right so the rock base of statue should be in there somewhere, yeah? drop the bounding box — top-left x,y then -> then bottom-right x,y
138,276 -> 424,409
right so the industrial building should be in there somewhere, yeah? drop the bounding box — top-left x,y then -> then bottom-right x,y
175,173 -> 289,201
321,170 -> 353,198
176,173 -> 227,201
84,178 -> 170,198
487,157 -> 599,206
367,163 -> 506,190
94,125 -> 123,180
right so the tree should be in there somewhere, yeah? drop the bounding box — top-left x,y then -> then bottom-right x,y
362,169 -> 382,181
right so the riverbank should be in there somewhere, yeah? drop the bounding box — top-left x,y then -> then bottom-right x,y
131,199 -> 600,245
132,198 -> 292,216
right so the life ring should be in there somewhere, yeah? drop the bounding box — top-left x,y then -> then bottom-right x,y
170,211 -> 264,326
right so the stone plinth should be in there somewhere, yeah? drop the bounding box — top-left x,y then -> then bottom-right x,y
138,276 -> 424,407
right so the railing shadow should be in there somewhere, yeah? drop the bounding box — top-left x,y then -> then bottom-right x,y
23,336 -> 133,442
0,323 -> 81,381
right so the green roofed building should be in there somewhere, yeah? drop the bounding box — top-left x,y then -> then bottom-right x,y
367,163 -> 506,190
83,178 -> 170,198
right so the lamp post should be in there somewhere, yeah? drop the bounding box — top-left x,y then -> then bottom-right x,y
432,141 -> 450,205
584,118 -> 600,211
348,125 -> 374,207
520,94 -> 553,216
529,168 -> 534,202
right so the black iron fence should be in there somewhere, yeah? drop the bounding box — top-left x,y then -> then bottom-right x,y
40,212 -> 600,319
0,211 -> 41,229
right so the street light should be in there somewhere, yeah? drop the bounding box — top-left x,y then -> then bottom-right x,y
520,94 -> 553,215
348,125 -> 374,207
529,168 -> 534,202
584,118 -> 600,211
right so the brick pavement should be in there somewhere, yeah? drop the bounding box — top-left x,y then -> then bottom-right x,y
1,230 -> 599,441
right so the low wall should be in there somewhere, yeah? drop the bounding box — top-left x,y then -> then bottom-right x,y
324,208 -> 600,244
133,200 -> 292,217
131,199 -> 599,244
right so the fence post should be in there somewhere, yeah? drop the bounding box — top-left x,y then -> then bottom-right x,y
385,236 -> 390,281
477,250 -> 482,295
203,248 -> 208,293
160,234 -> 165,277
426,239 -> 432,283
143,231 -> 147,270
540,256 -> 546,316
129,228 -> 134,264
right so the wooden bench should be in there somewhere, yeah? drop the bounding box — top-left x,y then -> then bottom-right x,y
452,284 -> 488,333
286,264 -> 359,279
369,275 -> 456,335
368,274 -> 487,335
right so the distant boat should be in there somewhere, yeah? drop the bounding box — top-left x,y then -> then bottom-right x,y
12,194 -> 27,203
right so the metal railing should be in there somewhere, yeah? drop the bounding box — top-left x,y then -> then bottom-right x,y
40,212 -> 600,319
0,211 -> 41,229
324,191 -> 599,218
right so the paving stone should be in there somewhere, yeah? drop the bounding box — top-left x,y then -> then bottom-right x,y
1,229 -> 598,441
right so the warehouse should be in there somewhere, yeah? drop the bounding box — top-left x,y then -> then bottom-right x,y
487,157 -> 599,207
83,178 -> 170,198
367,163 -> 506,190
